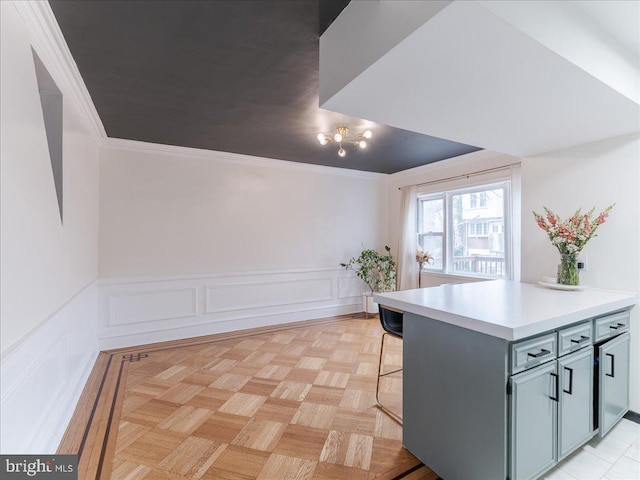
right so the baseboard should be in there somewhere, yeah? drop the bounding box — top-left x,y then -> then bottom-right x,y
98,268 -> 364,350
0,282 -> 99,454
624,410 -> 640,425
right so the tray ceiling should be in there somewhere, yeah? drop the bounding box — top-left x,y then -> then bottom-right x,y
49,0 -> 480,174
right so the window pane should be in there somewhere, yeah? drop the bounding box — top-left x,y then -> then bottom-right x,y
418,234 -> 443,270
418,198 -> 443,233
418,197 -> 444,270
451,188 -> 505,277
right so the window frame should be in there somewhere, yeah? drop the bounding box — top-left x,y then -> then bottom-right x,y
417,180 -> 512,280
416,194 -> 446,272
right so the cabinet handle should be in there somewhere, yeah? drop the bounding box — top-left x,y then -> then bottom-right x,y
609,322 -> 626,330
550,372 -> 559,402
563,367 -> 574,395
606,353 -> 615,378
528,348 -> 551,359
570,335 -> 590,344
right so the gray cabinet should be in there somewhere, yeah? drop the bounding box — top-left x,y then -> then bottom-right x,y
401,307 -> 632,480
558,347 -> 593,459
598,332 -> 630,438
509,322 -> 594,479
509,361 -> 557,480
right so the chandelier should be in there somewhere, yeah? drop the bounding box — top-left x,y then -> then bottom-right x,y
316,126 -> 372,157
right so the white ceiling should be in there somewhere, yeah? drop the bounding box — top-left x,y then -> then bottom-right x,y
572,0 -> 640,60
320,0 -> 640,158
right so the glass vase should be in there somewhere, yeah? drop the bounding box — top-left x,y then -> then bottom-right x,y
558,253 -> 579,286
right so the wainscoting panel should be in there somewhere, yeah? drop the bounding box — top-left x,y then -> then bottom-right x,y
98,268 -> 364,350
337,275 -> 368,299
109,287 -> 198,326
0,281 -> 99,454
205,277 -> 333,313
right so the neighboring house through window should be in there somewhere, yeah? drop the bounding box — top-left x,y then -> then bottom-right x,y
417,178 -> 513,279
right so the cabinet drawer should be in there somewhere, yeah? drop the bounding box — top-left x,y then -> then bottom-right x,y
594,311 -> 629,343
511,332 -> 557,374
558,322 -> 592,357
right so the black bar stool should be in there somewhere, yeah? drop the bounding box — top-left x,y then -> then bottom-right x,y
376,305 -> 404,424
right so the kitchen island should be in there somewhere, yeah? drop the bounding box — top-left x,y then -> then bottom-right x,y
374,280 -> 636,480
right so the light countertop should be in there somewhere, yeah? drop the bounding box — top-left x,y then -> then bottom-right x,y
374,280 -> 637,341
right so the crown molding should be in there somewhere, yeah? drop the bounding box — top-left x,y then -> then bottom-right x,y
102,138 -> 387,180
12,0 -> 107,141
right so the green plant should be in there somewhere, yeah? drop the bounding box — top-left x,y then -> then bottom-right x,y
340,245 -> 396,293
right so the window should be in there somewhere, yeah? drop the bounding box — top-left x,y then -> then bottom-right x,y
470,192 -> 487,208
417,196 -> 444,270
417,182 -> 511,278
468,222 -> 489,236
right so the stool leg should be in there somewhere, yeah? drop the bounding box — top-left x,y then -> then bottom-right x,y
375,332 -> 403,424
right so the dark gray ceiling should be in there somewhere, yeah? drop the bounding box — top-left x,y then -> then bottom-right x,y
49,0 -> 480,174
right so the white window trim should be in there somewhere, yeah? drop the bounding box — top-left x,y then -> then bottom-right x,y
417,167 -> 518,281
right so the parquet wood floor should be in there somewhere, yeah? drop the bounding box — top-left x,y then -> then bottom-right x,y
59,314 -> 439,480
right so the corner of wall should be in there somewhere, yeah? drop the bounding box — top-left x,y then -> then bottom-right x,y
1,0 -> 102,453
0,282 -> 99,453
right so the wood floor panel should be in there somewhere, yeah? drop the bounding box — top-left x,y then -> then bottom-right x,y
156,437 -> 226,479
291,402 -> 338,430
232,418 -> 288,451
123,399 -> 179,427
303,385 -> 345,406
58,314 -> 423,479
272,424 -> 328,461
311,461 -> 369,480
115,421 -> 152,454
400,466 -> 440,480
369,437 -> 423,478
191,412 -> 250,444
119,428 -> 188,467
255,453 -> 317,480
217,392 -> 267,417
201,445 -> 270,480
331,408 -> 377,436
252,397 -> 302,424
156,406 -> 214,434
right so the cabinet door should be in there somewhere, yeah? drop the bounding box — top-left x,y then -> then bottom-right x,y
599,332 -> 630,438
510,361 -> 558,480
558,348 -> 593,460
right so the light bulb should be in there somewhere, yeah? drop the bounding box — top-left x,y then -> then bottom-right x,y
363,130 -> 372,139
359,140 -> 367,149
334,133 -> 343,143
317,133 -> 325,143
338,147 -> 346,157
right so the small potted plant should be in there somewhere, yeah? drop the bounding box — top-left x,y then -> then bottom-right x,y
341,246 -> 396,315
416,248 -> 434,288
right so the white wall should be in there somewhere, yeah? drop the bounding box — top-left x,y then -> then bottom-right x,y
521,133 -> 640,412
1,283 -> 98,453
100,141 -> 387,275
97,140 -> 388,348
0,1 -> 99,354
0,1 -> 100,453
